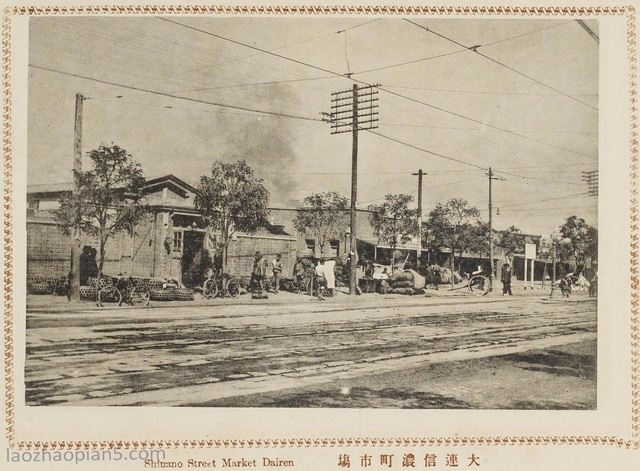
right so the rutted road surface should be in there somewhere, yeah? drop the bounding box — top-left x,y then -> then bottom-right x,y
25,294 -> 597,408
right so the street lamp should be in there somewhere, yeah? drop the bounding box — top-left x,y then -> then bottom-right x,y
550,231 -> 560,298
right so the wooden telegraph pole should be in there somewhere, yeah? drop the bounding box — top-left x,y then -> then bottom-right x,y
323,83 -> 379,295
69,93 -> 84,301
487,167 -> 505,291
412,169 -> 424,268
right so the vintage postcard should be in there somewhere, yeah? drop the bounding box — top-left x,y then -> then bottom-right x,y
2,1 -> 639,470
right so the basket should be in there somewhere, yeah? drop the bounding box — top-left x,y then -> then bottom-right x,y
174,287 -> 194,301
88,277 -> 113,289
149,288 -> 176,301
79,286 -> 96,299
145,278 -> 165,290
30,282 -> 52,295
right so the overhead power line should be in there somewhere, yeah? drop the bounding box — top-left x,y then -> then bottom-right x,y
29,64 -> 322,122
404,19 -> 598,111
378,85 -> 597,161
576,20 -> 599,44
498,191 -> 590,209
355,20 -> 573,76
367,129 -> 487,171
158,16 -> 595,164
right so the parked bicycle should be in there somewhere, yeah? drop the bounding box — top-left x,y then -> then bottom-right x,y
97,275 -> 150,307
202,269 -> 241,299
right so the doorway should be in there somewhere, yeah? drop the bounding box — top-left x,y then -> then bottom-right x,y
181,231 -> 207,288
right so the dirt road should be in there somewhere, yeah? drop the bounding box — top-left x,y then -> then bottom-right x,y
25,293 -> 596,408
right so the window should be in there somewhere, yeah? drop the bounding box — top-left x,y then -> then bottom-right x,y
329,239 -> 339,257
173,231 -> 183,252
305,239 -> 316,251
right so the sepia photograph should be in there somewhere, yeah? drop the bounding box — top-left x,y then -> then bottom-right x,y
23,15 -> 600,410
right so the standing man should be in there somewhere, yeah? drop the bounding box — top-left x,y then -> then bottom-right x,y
324,257 -> 336,296
501,262 -> 513,296
271,253 -> 283,294
252,251 -> 268,299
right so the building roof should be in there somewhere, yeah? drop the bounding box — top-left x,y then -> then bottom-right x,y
27,174 -> 198,198
27,182 -> 73,195
143,174 -> 198,198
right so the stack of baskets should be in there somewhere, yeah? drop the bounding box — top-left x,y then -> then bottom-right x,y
174,287 -> 194,301
148,279 -> 194,302
84,276 -> 114,300
88,276 -> 113,290
28,276 -> 69,295
28,280 -> 52,295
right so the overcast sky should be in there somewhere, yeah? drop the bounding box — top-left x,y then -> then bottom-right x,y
27,16 -> 598,235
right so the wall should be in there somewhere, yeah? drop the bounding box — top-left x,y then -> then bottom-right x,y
227,234 -> 296,279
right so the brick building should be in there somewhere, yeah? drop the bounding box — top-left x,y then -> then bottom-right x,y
26,175 -> 297,287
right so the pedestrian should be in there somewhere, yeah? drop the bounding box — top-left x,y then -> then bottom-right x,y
293,257 -> 306,292
324,257 -> 336,296
271,253 -> 283,294
252,251 -> 268,299
344,254 -> 352,280
314,259 -> 327,300
79,246 -> 91,286
501,262 -> 513,296
364,259 -> 374,278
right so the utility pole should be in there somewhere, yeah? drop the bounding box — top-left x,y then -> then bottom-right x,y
487,168 -> 505,291
412,169 -> 424,268
322,83 -> 379,295
488,167 -> 493,291
69,93 -> 84,302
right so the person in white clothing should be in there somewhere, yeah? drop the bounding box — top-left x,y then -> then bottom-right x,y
324,258 -> 336,296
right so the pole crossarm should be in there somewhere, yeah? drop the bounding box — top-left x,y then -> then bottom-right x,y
323,84 -> 380,134
582,170 -> 598,196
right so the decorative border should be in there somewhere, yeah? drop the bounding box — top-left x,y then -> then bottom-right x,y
630,4 -> 640,441
2,5 -> 630,15
3,4 -> 636,450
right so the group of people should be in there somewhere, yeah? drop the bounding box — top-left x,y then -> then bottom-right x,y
293,256 -> 339,299
251,251 -> 283,299
250,252 -> 341,300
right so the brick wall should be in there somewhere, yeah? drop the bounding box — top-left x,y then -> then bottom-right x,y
227,234 -> 296,278
26,219 -> 99,281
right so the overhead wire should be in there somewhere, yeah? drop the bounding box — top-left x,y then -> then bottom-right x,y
494,169 -> 586,186
404,19 -> 598,111
498,192 -> 590,209
157,16 -> 597,163
353,20 -> 573,76
30,64 -> 323,122
38,18 -> 598,198
383,85 -> 598,98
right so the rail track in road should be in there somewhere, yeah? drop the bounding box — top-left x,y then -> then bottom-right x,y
25,297 -> 596,406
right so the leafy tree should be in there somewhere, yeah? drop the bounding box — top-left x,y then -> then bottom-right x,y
558,215 -> 598,266
368,194 -> 420,270
55,144 -> 147,279
194,160 -> 269,273
427,198 -> 481,283
496,225 -> 524,261
466,221 -> 491,259
293,191 -> 349,257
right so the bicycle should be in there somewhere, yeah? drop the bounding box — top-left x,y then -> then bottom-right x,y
97,275 -> 150,307
202,270 -> 240,299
